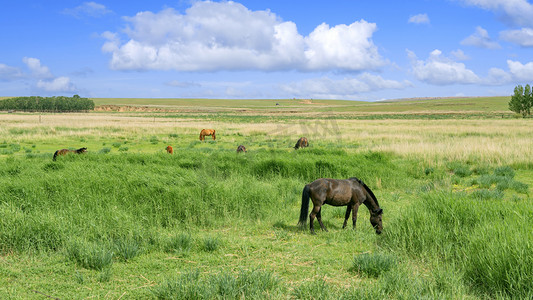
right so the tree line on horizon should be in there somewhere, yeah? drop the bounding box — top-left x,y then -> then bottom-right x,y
509,84 -> 533,118
0,95 -> 94,112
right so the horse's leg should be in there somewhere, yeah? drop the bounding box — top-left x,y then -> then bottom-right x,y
343,204 -> 353,229
309,205 -> 321,235
317,207 -> 328,232
352,203 -> 360,229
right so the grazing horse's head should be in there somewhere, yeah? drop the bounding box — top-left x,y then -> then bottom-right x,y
77,147 -> 88,154
370,208 -> 383,234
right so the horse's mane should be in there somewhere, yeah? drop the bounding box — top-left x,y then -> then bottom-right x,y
349,177 -> 380,208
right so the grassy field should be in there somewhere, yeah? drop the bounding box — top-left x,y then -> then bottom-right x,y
1,97 -> 532,299
91,96 -> 511,114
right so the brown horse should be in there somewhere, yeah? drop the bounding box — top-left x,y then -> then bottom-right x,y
53,147 -> 87,161
166,145 -> 173,154
294,137 -> 309,150
199,129 -> 216,141
236,145 -> 247,153
298,177 -> 383,235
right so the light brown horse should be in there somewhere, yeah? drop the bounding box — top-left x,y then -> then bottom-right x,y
236,145 -> 247,153
166,145 -> 173,154
53,147 -> 87,161
199,129 -> 216,141
294,137 -> 309,150
298,177 -> 383,235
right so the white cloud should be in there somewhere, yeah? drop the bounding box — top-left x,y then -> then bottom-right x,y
36,77 -> 77,92
407,49 -> 480,85
486,67 -> 512,84
102,1 -> 385,72
507,60 -> 533,80
458,0 -> 533,27
500,27 -> 533,47
408,13 -> 430,24
165,80 -> 200,88
461,26 -> 501,49
0,63 -> 24,81
63,2 -> 112,18
23,57 -> 54,79
451,49 -> 470,60
281,73 -> 411,99
304,21 -> 385,71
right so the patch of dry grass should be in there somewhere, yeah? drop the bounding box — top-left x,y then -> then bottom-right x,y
2,113 -> 531,165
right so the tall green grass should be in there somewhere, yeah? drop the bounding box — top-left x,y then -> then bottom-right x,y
1,147 -> 531,298
0,149 -> 400,254
381,190 -> 533,298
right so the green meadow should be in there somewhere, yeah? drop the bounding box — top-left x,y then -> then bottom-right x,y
1,96 -> 532,299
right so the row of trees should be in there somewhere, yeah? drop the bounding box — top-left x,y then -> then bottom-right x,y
0,95 -> 94,112
509,84 -> 533,117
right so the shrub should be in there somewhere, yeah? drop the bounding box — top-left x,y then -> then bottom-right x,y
165,233 -> 192,254
114,238 -> 141,262
350,253 -> 396,278
202,236 -> 220,252
66,240 -> 114,271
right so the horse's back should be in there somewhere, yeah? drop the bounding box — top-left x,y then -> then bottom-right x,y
308,178 -> 362,205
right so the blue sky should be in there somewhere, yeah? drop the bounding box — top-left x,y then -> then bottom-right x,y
1,0 -> 533,100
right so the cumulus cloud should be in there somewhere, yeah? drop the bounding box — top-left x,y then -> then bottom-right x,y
23,57 -> 54,79
500,27 -> 533,47
407,49 -> 533,86
407,49 -> 480,85
461,26 -> 501,49
408,13 -> 430,24
36,77 -> 77,92
458,0 -> 533,27
281,73 -> 411,99
17,57 -> 79,93
507,60 -> 533,80
0,63 -> 24,81
63,2 -> 112,18
486,67 -> 512,84
102,1 -> 385,72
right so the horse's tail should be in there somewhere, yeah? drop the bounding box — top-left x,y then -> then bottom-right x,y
52,150 -> 59,161
298,185 -> 311,225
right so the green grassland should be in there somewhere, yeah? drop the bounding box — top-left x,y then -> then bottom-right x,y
0,97 -> 532,299
91,96 -> 511,114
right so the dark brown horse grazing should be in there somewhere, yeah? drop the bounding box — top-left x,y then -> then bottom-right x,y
294,137 -> 309,150
53,147 -> 87,161
199,129 -> 216,141
166,145 -> 173,154
236,145 -> 247,153
298,177 -> 383,234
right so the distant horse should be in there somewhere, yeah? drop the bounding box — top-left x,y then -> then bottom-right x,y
166,145 -> 173,154
294,137 -> 309,150
199,129 -> 216,141
236,145 -> 247,153
53,147 -> 87,161
298,177 -> 383,235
